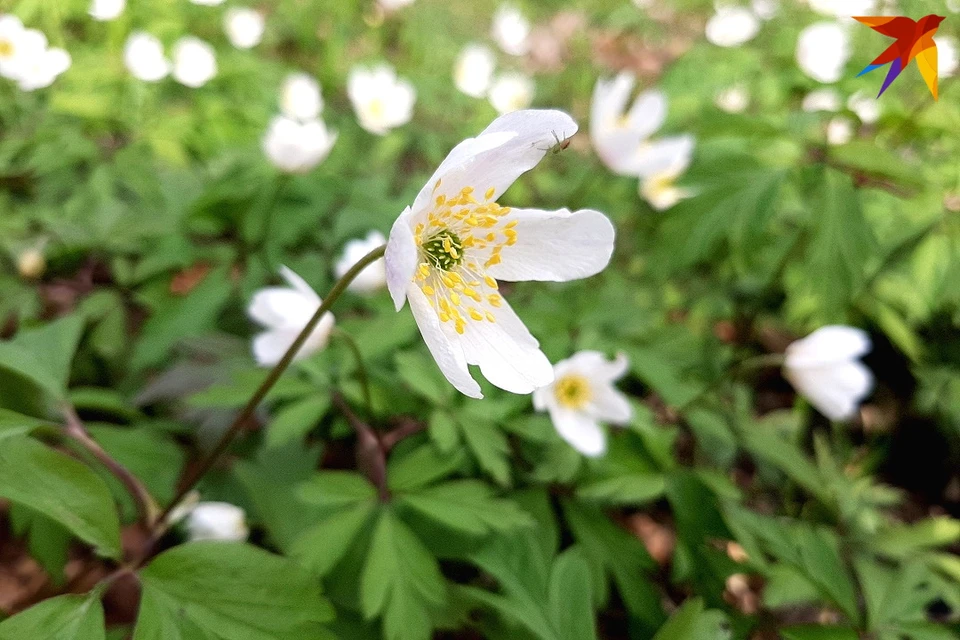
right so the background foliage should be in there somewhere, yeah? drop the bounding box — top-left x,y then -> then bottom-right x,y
0,0 -> 959,638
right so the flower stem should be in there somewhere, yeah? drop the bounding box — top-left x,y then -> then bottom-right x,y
61,404 -> 158,527
153,244 -> 387,530
332,328 -> 374,418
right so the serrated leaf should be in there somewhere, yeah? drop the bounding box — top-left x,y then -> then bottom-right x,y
459,419 -> 512,487
651,598 -> 728,640
387,442 -> 468,492
547,548 -> 597,640
0,314 -> 84,401
395,351 -> 452,405
266,395 -> 332,448
0,593 -> 106,640
299,471 -> 378,511
291,501 -> 378,577
576,473 -> 665,506
399,480 -> 534,535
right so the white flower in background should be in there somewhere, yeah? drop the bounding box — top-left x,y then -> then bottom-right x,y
796,22 -> 851,83
826,116 -> 854,145
801,87 -> 841,112
14,32 -> 70,91
190,0 -> 225,6
347,64 -> 416,135
248,266 -> 335,366
705,7 -> 760,47
224,8 -> 264,50
89,0 -> 125,21
715,84 -> 750,113
847,91 -> 880,124
590,73 -> 695,209
262,115 -> 337,174
335,231 -> 388,294
184,502 -> 249,542
949,0 -> 960,12
0,15 -> 26,79
280,72 -> 322,122
385,110 -> 615,398
784,325 -> 873,421
751,0 -> 779,20
124,32 -> 170,82
936,36 -> 959,78
454,43 -> 496,98
172,36 -> 216,88
378,0 -> 416,10
488,72 -> 534,115
533,351 -> 632,457
806,0 -> 875,17
491,4 -> 530,56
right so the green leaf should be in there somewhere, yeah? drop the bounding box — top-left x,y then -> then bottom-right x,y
780,626 -> 859,640
291,501 -> 378,577
741,427 -> 828,502
266,395 -> 332,448
0,436 -> 121,558
395,351 -> 453,405
0,314 -> 84,401
428,410 -> 460,453
548,548 -> 597,640
0,593 -> 106,640
872,517 -> 960,560
134,542 -> 334,640
298,471 -> 378,511
576,473 -> 666,506
360,509 -> 446,640
399,480 -> 534,536
0,409 -> 54,440
651,598 -> 728,640
387,442 -> 468,492
459,419 -> 512,487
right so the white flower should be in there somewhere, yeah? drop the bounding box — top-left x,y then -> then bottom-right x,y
172,36 -> 216,88
184,502 -> 249,542
784,325 -> 873,421
590,73 -> 695,209
7,29 -> 70,91
224,8 -> 264,50
807,0 -> 875,17
847,91 -> 880,124
89,0 -> 125,21
262,115 -> 337,174
248,266 -> 335,366
488,72 -> 534,115
190,0 -> 225,6
949,0 -> 960,13
124,32 -> 170,82
715,84 -> 750,113
802,87 -> 841,112
705,7 -> 760,47
280,72 -> 322,122
335,231 -> 388,294
796,22 -> 850,83
384,110 -> 615,398
751,0 -> 779,20
491,4 -> 530,56
0,15 -> 26,80
936,36 -> 959,78
347,64 -> 416,135
454,43 -> 496,98
533,351 -> 632,457
378,0 -> 415,10
826,117 -> 854,145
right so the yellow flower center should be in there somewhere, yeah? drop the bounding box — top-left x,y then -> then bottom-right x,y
645,173 -> 676,198
368,98 -> 385,120
413,182 -> 518,335
0,39 -> 14,58
554,374 -> 592,410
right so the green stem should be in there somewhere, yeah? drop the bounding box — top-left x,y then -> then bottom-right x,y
151,244 -> 387,532
333,328 -> 374,418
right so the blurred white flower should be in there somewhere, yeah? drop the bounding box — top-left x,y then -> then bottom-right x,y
262,115 -> 337,174
826,116 -> 854,145
715,84 -> 750,113
802,87 -> 841,112
533,352 -> 631,457
124,32 -> 170,82
784,325 -> 873,421
454,43 -> 496,98
14,35 -> 70,91
0,15 -> 28,79
751,0 -> 779,19
949,0 -> 960,12
378,0 -> 415,10
172,36 -> 216,88
590,72 -> 695,209
936,36 -> 958,78
17,245 -> 46,280
189,0 -> 225,6
807,0 -> 875,17
491,4 -> 530,56
347,64 -> 416,135
280,72 -> 322,122
335,231 -> 388,294
705,7 -> 760,47
89,0 -> 125,21
248,266 -> 335,366
847,91 -> 880,124
224,8 -> 264,50
488,72 -> 534,115
796,22 -> 850,83
384,110 -> 614,398
185,502 -> 249,542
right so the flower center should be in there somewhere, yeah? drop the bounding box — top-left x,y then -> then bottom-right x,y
0,39 -> 13,58
554,374 -> 592,409
412,184 -> 519,335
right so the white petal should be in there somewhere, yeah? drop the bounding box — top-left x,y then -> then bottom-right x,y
413,109 -> 578,212
252,329 -> 298,366
485,208 -> 615,282
786,361 -> 873,421
629,134 -> 695,178
385,207 -> 419,311
625,90 -> 668,139
532,383 -> 553,412
549,407 -> 607,457
248,288 -> 317,330
407,284 -> 482,398
279,266 -> 321,304
565,350 -> 629,382
589,73 -> 635,137
785,325 -> 871,368
588,387 -> 632,425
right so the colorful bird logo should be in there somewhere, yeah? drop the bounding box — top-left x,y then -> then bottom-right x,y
855,14 -> 946,100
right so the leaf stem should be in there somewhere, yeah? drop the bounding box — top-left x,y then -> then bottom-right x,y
332,391 -> 390,502
332,328 -> 374,418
